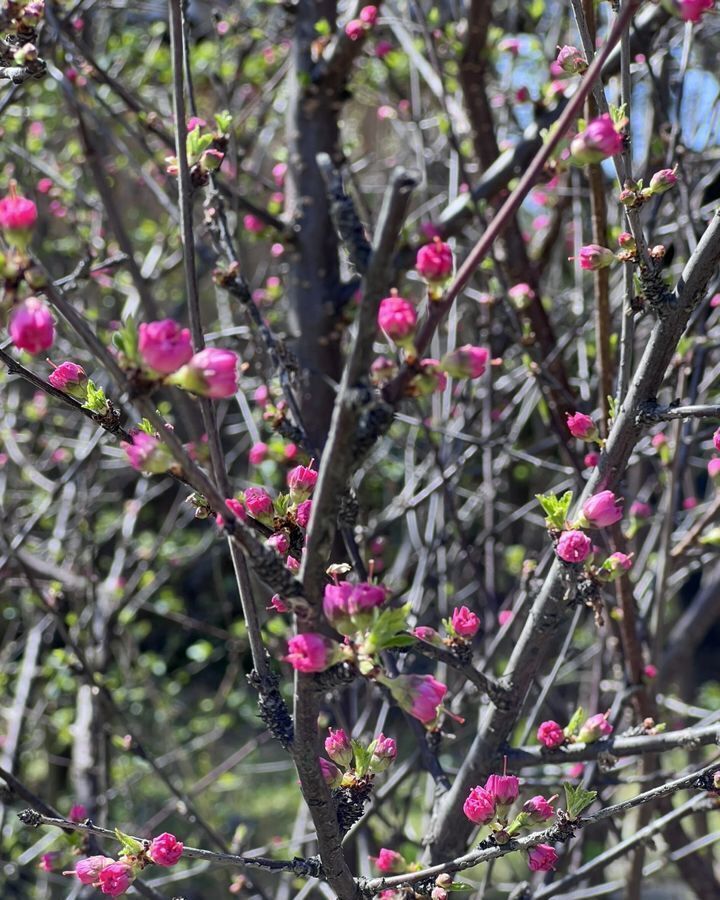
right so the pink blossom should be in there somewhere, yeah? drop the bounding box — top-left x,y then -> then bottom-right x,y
269,594 -> 288,613
370,733 -> 397,771
186,116 -> 206,131
372,848 -> 406,874
440,345 -> 489,379
378,295 -> 417,344
9,297 -> 55,354
413,625 -> 442,643
296,499 -> 312,527
148,832 -> 184,867
463,785 -> 496,824
708,458 -> 720,480
582,490 -> 623,527
527,844 -> 558,872
411,358 -> 447,395
576,244 -> 615,271
570,114 -> 623,164
271,162 -> 287,187
243,214 -> 265,233
375,39 -> 393,58
386,673 -> 447,725
287,463 -> 318,501
683,496 -> 699,509
138,319 -> 193,375
348,582 -> 387,615
39,853 -> 58,872
249,442 -> 268,465
267,531 -> 290,555
120,432 -> 172,474
284,633 -> 337,673
360,5 -> 378,24
630,501 -> 652,518
97,861 -> 134,896
451,606 -> 481,637
345,19 -> 364,39
578,712 -> 613,743
216,498 -> 247,529
584,452 -> 600,468
284,442 -> 298,460
319,756 -> 343,787
244,487 -> 273,519
556,530 -> 592,563
498,610 -> 514,626
714,428 -> 720,452
37,177 -> 53,193
73,856 -> 115,885
170,348 -> 239,398
485,773 -> 519,807
0,189 -> 38,232
537,720 -> 565,749
649,168 -> 678,195
523,795 -> 555,822
675,0 -> 714,22
416,238 -> 454,282
325,728 -> 353,766
68,803 -> 87,822
254,384 -> 269,404
566,411 -> 597,440
498,37 -> 521,55
651,432 -> 667,448
48,361 -> 87,394
508,282 -> 536,309
556,45 -> 587,74
644,663 -> 658,679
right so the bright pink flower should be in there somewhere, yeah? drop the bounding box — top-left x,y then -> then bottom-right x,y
440,345 -> 489,379
269,594 -> 288,613
570,114 -> 623,164
286,554 -> 300,572
121,432 -> 172,474
508,282 -> 535,308
325,728 -> 353,766
649,168 -> 678,195
683,496 -> 699,508
566,411 -> 597,441
287,464 -> 317,501
138,319 -> 193,375
578,712 -> 613,743
216,497 -> 247,529
644,663 -> 658,679
582,490 -> 623,527
556,530 -> 592,563
523,795 -> 555,822
271,162 -> 287,187
244,486 -> 273,519
451,606 -> 481,637
618,231 -> 636,250
385,673 -> 447,725
323,581 -> 355,633
267,531 -> 290,555
675,0 -> 714,22
68,803 -> 87,822
0,189 -> 38,232
584,452 -> 600,468
576,244 -> 615,271
49,362 -> 87,395
416,238 -> 454,283
537,720 -> 564,748
148,832 -> 183,867
243,213 -> 265,233
296,499 -> 312,528
607,551 -> 632,571
527,844 -> 558,872
378,295 -> 417,344
631,501 -> 652,518
348,582 -> 387,615
463,785 -> 496,824
37,177 -> 53,194
319,757 -> 343,787
713,428 -> 720,452
170,348 -> 239,398
97,861 -> 134,896
651,432 -> 667,448
9,297 -> 55,354
284,633 -> 338,673
186,116 -> 207,131
249,442 -> 268,465
73,856 -> 115,885
39,853 -> 58,872
556,45 -> 587,74
345,18 -> 364,39
498,610 -> 514,626
284,442 -> 298,460
370,733 -> 397,771
485,773 -> 519,807
372,848 -> 406,874
709,458 -> 720,481
360,5 -> 378,24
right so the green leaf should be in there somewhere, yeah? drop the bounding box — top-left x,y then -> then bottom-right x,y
82,380 -> 109,415
137,418 -> 155,435
535,490 -> 573,529
314,17 -> 331,36
351,740 -> 372,777
565,706 -> 585,737
214,110 -> 232,133
114,827 -> 144,856
563,782 -> 597,820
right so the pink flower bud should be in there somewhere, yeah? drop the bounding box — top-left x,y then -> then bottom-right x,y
410,358 -> 447,396
375,39 -> 393,58
97,861 -> 134,896
575,244 -> 616,271
713,428 -> 720,453
644,663 -> 658,679
249,442 -> 268,465
618,231 -> 636,251
527,844 -> 558,872
345,18 -> 364,39
508,282 -> 535,309
709,457 -> 720,482
671,0 -> 714,22
269,594 -> 288,613
243,213 -> 265,233
121,432 -> 173,475
266,531 -> 290,555
286,554 -> 300,572
48,361 -> 87,398
555,45 -> 587,74
599,551 -> 633,581
370,733 -> 397,772
416,237 -> 454,283
584,452 -> 600,468
168,347 -> 239,398
284,633 -> 339,673
372,848 -> 407,874
68,803 -> 87,822
73,856 -> 116,885
523,795 -> 555,822
244,486 -> 274,520
578,712 -> 613,743
581,490 -> 624,528
413,625 -> 443,644
537,720 -> 565,749
432,888 -> 448,900
630,501 -> 652,518
0,186 -> 38,243
570,114 -> 623,165
323,581 -> 354,632
319,756 -> 343,787
566,411 -> 597,441
325,728 -> 353,767
138,319 -> 193,375
187,116 -> 207,131
295,499 -> 312,528
272,162 -> 287,187
485,773 -> 520,807
463,785 -> 496,824
651,432 -> 667,448
348,582 -> 387,615
385,673 -> 447,726
378,295 -> 417,345
451,605 -> 481,637
148,832 -> 184,867
287,463 -> 318,501
556,530 -> 592,563
440,345 -> 489,379
498,610 -> 514,626
359,5 -> 378,24
284,442 -> 298,460
216,497 -> 246,529
9,297 -> 55,354
648,168 -> 678,195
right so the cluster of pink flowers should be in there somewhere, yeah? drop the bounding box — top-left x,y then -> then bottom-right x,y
555,490 -> 625,566
345,5 -> 378,40
537,710 -> 613,749
69,832 -> 183,896
323,578 -> 388,634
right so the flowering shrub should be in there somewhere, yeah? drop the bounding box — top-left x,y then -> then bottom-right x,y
3,1 -> 720,899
